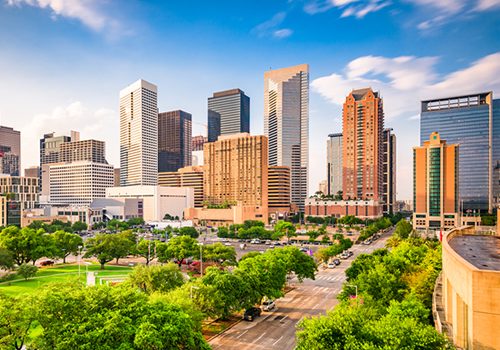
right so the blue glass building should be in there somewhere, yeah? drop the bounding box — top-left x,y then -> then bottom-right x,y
420,92 -> 499,213
208,89 -> 250,142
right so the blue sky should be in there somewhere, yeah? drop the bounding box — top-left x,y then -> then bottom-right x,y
0,0 -> 499,200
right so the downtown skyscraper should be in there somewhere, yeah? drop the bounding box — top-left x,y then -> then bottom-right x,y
264,64 -> 309,212
208,89 -> 250,142
327,133 -> 342,196
119,79 -> 158,186
158,110 -> 192,172
342,88 -> 384,201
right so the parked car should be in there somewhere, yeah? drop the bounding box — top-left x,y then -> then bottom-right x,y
327,262 -> 336,269
40,260 -> 54,267
363,239 -> 372,245
347,250 -> 354,257
262,300 -> 276,311
243,307 -> 262,321
340,252 -> 349,259
224,242 -> 232,246
333,258 -> 341,265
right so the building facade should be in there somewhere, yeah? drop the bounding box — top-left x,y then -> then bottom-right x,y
158,110 -> 192,172
268,166 -> 291,220
0,175 -> 39,226
24,166 -> 39,178
207,89 -> 250,142
382,128 -> 396,214
39,132 -> 72,194
49,161 -> 114,206
420,92 -> 500,213
327,133 -> 342,196
158,165 -> 204,208
342,88 -> 384,201
106,185 -> 193,221
0,196 -> 6,227
264,64 -> 309,212
60,139 -> 107,164
0,126 -> 21,176
413,132 -> 459,231
119,79 -> 158,186
305,198 -> 383,219
192,135 -> 207,151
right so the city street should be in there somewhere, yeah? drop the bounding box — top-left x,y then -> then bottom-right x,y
209,230 -> 392,350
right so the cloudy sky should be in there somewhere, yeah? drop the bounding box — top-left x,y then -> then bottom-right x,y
0,0 -> 499,200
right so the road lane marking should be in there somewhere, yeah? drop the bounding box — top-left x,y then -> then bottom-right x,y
236,330 -> 248,339
273,336 -> 283,346
253,332 -> 266,344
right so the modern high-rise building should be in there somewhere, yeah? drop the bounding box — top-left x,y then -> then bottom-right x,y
192,135 -> 207,151
119,79 -> 158,187
39,132 -> 72,194
268,166 -> 291,220
413,132 -> 459,231
0,175 -> 39,226
113,168 -> 120,187
420,92 -> 500,213
342,88 -> 384,201
158,110 -> 192,172
158,165 -> 204,208
264,64 -> 309,212
382,128 -> 396,214
0,126 -> 21,176
60,139 -> 107,164
204,133 -> 268,208
327,133 -> 342,197
207,89 -> 250,142
49,161 -> 114,206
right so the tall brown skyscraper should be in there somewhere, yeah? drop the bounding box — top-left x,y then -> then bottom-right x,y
342,88 -> 384,201
158,110 -> 192,172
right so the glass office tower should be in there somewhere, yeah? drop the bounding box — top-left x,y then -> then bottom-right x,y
420,92 -> 499,213
207,89 -> 250,142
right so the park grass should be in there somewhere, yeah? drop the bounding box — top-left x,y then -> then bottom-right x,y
0,263 -> 133,297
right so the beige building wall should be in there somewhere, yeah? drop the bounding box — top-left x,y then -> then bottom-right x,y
184,202 -> 267,226
268,165 -> 291,219
441,228 -> 500,349
159,166 -> 204,208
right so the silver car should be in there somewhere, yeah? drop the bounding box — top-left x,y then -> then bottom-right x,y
262,300 -> 276,311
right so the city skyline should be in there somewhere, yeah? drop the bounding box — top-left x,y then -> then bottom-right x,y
0,1 -> 499,200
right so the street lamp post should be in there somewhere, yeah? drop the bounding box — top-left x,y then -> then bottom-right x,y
199,243 -> 204,277
78,245 -> 83,277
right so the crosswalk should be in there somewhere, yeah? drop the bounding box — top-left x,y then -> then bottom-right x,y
315,274 -> 346,282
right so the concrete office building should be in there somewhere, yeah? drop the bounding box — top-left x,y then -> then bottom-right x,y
305,198 -> 383,219
382,128 -> 396,214
434,224 -> 500,350
39,132 -> 72,194
49,161 -> 114,206
264,64 -> 309,212
158,166 -> 204,208
119,79 -> 158,187
192,135 -> 207,166
413,132 -> 459,231
0,175 -> 39,226
0,196 -> 6,227
0,126 -> 21,175
208,89 -> 250,142
327,133 -> 342,196
24,166 -> 39,178
114,168 -> 120,186
60,139 -> 107,164
420,92 -> 500,213
342,88 -> 384,201
268,166 -> 291,220
158,110 -> 192,172
106,185 -> 193,221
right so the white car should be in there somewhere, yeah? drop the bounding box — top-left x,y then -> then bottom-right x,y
327,262 -> 336,269
262,300 -> 276,311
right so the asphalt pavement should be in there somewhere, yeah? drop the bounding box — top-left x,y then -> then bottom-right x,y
209,229 -> 392,350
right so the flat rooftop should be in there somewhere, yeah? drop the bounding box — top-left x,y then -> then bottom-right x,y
449,235 -> 500,271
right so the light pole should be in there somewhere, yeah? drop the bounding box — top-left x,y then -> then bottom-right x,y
78,245 -> 83,277
346,284 -> 358,298
198,243 -> 204,277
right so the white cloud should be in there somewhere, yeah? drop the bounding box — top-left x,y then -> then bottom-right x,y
273,28 -> 294,38
475,0 -> 500,10
252,12 -> 293,39
304,0 -> 390,17
5,0 -> 119,33
22,101 -> 118,167
312,53 -> 500,118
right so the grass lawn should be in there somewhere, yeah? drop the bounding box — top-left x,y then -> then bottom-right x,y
0,263 -> 133,297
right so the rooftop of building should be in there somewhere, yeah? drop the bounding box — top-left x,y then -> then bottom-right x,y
328,133 -> 343,138
351,87 -> 379,100
211,88 -> 245,98
448,234 -> 500,271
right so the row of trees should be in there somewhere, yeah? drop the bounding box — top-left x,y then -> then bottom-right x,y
314,234 -> 354,262
0,246 -> 317,349
357,217 -> 392,241
217,220 -> 297,241
26,219 -> 87,233
296,235 -> 449,349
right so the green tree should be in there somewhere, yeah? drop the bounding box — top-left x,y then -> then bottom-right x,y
202,243 -> 236,264
179,226 -> 199,238
0,294 -> 37,350
136,239 -> 156,265
274,220 -> 296,242
0,226 -> 55,265
157,235 -> 198,263
217,226 -> 229,238
127,217 -> 145,227
0,247 -> 14,270
71,221 -> 87,232
52,230 -> 83,263
84,234 -> 119,269
393,219 -> 413,239
127,263 -> 185,294
17,263 -> 38,280
267,246 -> 317,282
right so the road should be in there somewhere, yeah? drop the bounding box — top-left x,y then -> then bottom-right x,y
209,230 -> 392,350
